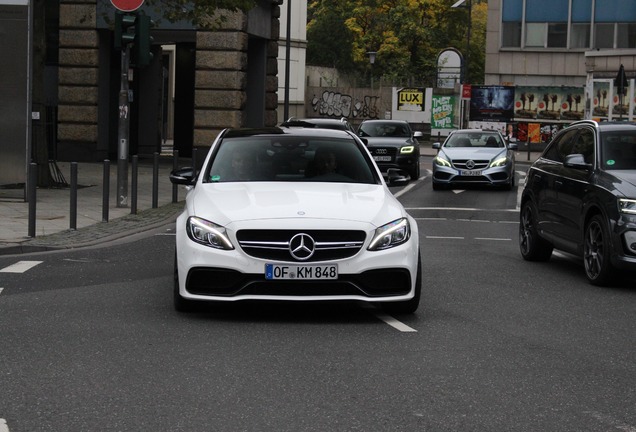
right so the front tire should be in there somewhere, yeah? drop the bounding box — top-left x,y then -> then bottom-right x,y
584,215 -> 615,286
519,201 -> 553,261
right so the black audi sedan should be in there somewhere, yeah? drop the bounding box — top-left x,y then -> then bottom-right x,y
519,120 -> 636,285
357,120 -> 422,181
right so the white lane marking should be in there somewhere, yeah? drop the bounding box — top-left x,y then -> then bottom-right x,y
418,217 -> 448,221
0,288 -> 4,296
452,189 -> 465,194
373,311 -> 417,332
457,218 -> 489,223
0,418 -> 9,432
155,233 -> 176,236
394,180 -> 419,198
475,237 -> 512,241
0,261 -> 43,273
426,236 -> 464,240
584,411 -> 636,432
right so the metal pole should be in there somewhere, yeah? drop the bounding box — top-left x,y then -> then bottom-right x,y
152,152 -> 159,208
192,147 -> 198,174
283,0 -> 291,119
70,162 -> 77,230
28,162 -> 37,237
465,0 -> 471,83
102,159 -> 110,222
172,149 -> 179,203
117,46 -> 131,207
131,155 -> 138,215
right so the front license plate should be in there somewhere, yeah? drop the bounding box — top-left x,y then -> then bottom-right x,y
461,170 -> 482,176
265,264 -> 338,280
373,156 -> 392,162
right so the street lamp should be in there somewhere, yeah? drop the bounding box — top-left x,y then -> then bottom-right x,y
451,0 -> 471,84
367,51 -> 377,89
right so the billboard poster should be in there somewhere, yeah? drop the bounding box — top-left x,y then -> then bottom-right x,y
593,80 -> 611,118
397,88 -> 425,112
469,86 -> 515,121
431,95 -> 454,129
514,86 -> 584,121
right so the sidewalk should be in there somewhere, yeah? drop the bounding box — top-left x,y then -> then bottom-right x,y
0,158 -> 188,255
0,148 -> 542,256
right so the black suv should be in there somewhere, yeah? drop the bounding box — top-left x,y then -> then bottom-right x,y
357,119 -> 422,181
519,120 -> 636,285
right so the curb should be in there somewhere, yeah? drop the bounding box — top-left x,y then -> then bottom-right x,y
0,202 -> 184,256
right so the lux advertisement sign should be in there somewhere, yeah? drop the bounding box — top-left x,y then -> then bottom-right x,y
397,88 -> 425,112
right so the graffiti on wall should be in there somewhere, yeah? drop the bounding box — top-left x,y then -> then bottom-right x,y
311,91 -> 381,119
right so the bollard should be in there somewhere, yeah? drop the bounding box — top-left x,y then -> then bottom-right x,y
152,152 -> 159,208
102,159 -> 110,222
28,162 -> 37,237
172,149 -> 179,203
131,155 -> 138,215
70,162 -> 78,230
527,137 -> 531,161
192,147 -> 198,174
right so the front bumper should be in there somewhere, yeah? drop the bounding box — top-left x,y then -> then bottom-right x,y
175,216 -> 420,303
432,163 -> 513,186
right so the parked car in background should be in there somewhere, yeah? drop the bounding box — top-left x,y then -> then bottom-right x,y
169,126 -> 421,313
283,117 -> 356,133
357,119 -> 422,181
519,120 -> 636,285
431,129 -> 517,190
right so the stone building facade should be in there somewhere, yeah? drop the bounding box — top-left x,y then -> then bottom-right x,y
56,0 -> 281,162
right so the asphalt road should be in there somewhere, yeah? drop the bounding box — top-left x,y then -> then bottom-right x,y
0,162 -> 634,432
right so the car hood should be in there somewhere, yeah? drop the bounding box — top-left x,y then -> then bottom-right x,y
364,137 -> 415,148
605,170 -> 636,196
440,147 -> 507,160
186,182 -> 406,228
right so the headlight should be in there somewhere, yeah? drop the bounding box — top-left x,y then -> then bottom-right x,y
186,216 -> 234,250
368,218 -> 410,251
489,156 -> 509,168
400,146 -> 415,154
433,155 -> 452,167
619,198 -> 636,215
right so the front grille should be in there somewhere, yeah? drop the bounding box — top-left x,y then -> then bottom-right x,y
185,268 -> 411,297
237,229 -> 366,262
451,159 -> 490,170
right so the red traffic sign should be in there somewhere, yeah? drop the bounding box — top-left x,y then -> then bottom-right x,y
111,0 -> 144,12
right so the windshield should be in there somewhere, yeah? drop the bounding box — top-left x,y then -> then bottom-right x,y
358,122 -> 410,138
444,133 -> 504,148
204,136 -> 379,184
601,131 -> 636,170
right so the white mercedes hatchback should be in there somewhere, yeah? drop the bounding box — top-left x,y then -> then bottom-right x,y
169,127 -> 421,313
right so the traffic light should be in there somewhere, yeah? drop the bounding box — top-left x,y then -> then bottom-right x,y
134,14 -> 154,68
114,12 -> 136,51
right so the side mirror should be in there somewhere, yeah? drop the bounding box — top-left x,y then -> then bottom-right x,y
414,131 -> 424,139
170,167 -> 197,185
507,143 -> 518,150
386,168 -> 410,186
432,142 -> 441,150
564,154 -> 590,169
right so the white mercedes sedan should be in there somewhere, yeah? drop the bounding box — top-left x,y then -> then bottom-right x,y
169,126 -> 421,313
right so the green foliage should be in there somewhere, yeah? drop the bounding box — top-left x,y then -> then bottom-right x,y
307,0 -> 487,86
142,0 -> 258,29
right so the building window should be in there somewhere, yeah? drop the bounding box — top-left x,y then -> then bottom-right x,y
617,23 -> 636,48
570,23 -> 590,48
502,22 -> 522,47
594,23 -> 615,48
547,23 -> 567,47
525,23 -> 546,47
